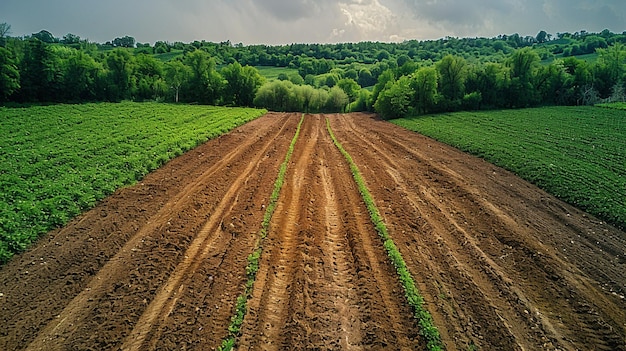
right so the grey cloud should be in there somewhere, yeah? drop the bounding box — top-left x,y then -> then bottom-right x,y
403,0 -> 521,29
261,0 -> 322,20
399,0 -> 625,38
0,0 -> 624,45
538,0 -> 625,32
241,0 -> 335,21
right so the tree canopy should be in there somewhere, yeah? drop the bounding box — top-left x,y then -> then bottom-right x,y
0,23 -> 624,114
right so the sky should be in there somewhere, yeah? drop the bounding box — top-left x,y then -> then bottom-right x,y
1,0 -> 625,45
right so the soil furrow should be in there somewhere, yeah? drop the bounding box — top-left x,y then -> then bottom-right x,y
236,113 -> 319,350
238,114 -> 420,350
320,146 -> 422,350
334,113 -> 533,349
316,149 -> 362,349
119,113 -> 297,351
330,112 -> 626,351
237,114 -> 319,350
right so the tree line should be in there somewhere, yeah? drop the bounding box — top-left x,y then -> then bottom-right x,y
0,23 -> 625,116
0,35 -> 264,105
370,44 -> 626,119
110,28 -> 626,68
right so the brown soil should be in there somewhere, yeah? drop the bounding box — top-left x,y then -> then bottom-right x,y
237,114 -> 420,350
0,112 -> 624,351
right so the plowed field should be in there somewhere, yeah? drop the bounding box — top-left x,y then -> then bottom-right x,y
1,112 -> 625,350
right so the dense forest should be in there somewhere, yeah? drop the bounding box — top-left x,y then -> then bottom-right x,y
1,23 -> 625,117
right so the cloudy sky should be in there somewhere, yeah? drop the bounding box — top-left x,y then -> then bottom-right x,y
1,0 -> 624,45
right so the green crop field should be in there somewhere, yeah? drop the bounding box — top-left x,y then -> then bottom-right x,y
0,102 -> 266,263
597,102 -> 626,111
254,66 -> 299,80
153,50 -> 185,62
392,106 -> 626,230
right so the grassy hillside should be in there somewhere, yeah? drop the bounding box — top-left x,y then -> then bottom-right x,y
0,102 -> 266,263
254,66 -> 299,80
392,106 -> 626,230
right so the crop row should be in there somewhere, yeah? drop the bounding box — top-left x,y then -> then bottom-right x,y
218,113 -> 305,351
597,102 -> 626,110
326,118 -> 443,351
0,102 -> 267,263
392,106 -> 626,230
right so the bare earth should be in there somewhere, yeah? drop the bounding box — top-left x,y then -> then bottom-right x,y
0,112 -> 624,351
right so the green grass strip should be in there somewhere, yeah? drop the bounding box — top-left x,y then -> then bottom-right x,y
218,113 -> 305,351
597,102 -> 626,110
326,117 -> 443,351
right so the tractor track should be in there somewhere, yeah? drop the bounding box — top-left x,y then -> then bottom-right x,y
330,112 -> 626,351
237,114 -> 420,350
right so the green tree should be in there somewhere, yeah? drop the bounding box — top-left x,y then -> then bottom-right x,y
344,68 -> 358,80
61,33 -> 81,45
134,54 -> 165,100
507,48 -> 540,107
0,23 -> 11,46
534,62 -> 569,104
104,49 -> 135,101
183,50 -> 224,104
326,86 -> 349,112
304,74 -> 316,86
466,63 -> 510,107
154,41 -> 170,54
536,30 -> 548,43
63,49 -> 101,101
297,84 -> 317,112
221,62 -> 264,106
309,86 -> 329,112
288,73 -> 304,85
562,57 -> 594,104
254,80 -> 294,111
396,54 -> 411,67
376,49 -> 391,61
112,36 -> 136,48
595,43 -> 625,97
462,91 -> 482,110
492,40 -> 508,52
396,60 -> 420,77
298,59 -> 315,78
337,78 -> 360,103
313,58 -> 334,75
374,76 -> 413,119
357,68 -> 375,87
437,54 -> 467,102
410,67 -> 438,114
45,46 -> 82,101
371,69 -> 395,108
0,46 -> 20,100
323,72 -> 341,88
509,48 -> 539,81
165,60 -> 189,103
31,30 -> 57,43
18,39 -> 54,101
348,89 -> 372,112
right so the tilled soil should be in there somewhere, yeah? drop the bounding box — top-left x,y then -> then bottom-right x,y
237,115 -> 420,350
330,113 -> 626,351
0,112 -> 624,350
